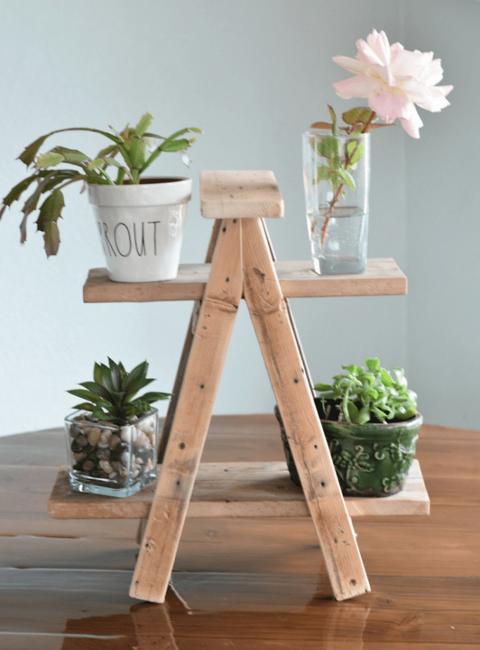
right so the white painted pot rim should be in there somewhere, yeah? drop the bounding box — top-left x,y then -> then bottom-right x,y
88,176 -> 192,207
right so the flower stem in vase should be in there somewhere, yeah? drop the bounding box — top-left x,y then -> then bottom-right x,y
320,110 -> 376,245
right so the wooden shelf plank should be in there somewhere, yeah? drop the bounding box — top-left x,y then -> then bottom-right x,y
200,170 -> 284,220
83,258 -> 407,303
278,258 -> 407,298
49,459 -> 429,520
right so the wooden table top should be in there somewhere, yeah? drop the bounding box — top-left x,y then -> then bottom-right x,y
1,414 -> 479,649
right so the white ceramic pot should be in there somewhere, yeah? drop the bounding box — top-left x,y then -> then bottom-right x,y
88,177 -> 192,282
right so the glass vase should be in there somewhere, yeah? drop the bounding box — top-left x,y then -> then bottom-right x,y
303,130 -> 370,275
64,410 -> 159,497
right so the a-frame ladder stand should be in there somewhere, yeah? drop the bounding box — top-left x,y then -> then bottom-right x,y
48,170 -> 430,603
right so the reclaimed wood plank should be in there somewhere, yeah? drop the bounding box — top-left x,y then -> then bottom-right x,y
242,217 -> 370,601
158,220 -> 222,463
200,170 -> 284,220
129,218 -> 243,603
83,258 -> 407,303
48,460 -> 429,519
278,258 -> 407,297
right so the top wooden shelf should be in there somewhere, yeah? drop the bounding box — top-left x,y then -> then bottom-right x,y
83,258 -> 407,303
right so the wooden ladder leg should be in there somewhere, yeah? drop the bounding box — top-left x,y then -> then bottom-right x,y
242,217 -> 370,601
158,220 -> 222,463
260,219 -> 315,389
130,218 -> 243,603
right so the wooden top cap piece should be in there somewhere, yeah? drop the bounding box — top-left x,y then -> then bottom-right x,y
200,170 -> 284,219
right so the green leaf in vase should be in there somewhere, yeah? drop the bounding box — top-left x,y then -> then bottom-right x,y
338,168 -> 356,191
318,135 -> 339,160
345,139 -> 364,166
316,165 -> 331,182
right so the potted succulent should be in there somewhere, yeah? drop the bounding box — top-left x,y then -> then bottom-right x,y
276,358 -> 422,497
66,358 -> 169,497
0,113 -> 201,282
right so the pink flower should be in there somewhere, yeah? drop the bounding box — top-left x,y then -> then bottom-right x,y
333,30 -> 453,138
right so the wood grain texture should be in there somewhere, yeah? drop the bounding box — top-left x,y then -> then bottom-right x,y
1,418 -> 480,648
278,258 -> 407,297
261,220 -> 315,391
242,217 -> 370,601
200,170 -> 284,220
3,569 -> 480,649
83,258 -> 407,302
130,219 -> 243,603
158,220 -> 221,463
49,460 -> 429,519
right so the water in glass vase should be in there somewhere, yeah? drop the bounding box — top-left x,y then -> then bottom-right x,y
303,129 -> 370,276
308,204 -> 368,275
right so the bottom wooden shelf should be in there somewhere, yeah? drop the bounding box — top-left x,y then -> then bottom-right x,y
48,459 -> 430,519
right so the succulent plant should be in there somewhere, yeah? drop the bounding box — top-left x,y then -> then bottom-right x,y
0,112 -> 201,256
315,357 -> 417,425
68,358 -> 170,425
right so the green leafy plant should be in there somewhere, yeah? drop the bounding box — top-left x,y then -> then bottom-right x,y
311,105 -> 390,243
315,357 -> 417,425
0,113 -> 201,256
68,358 -> 170,425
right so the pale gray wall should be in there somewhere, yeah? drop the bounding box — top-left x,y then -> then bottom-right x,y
404,0 -> 480,428
0,0 -> 472,435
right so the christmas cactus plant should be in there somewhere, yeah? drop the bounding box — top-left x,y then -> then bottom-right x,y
0,113 -> 201,258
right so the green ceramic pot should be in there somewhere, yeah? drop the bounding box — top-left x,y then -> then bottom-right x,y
275,405 -> 422,497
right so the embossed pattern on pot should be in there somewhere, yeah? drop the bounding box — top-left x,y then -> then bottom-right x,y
276,405 -> 422,497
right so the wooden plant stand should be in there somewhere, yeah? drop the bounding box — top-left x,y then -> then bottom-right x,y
48,170 -> 429,604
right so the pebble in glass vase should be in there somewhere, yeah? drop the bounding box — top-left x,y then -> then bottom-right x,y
303,129 -> 370,275
65,358 -> 170,498
65,410 -> 159,498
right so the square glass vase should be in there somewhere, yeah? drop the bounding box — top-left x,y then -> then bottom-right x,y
65,410 -> 159,498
